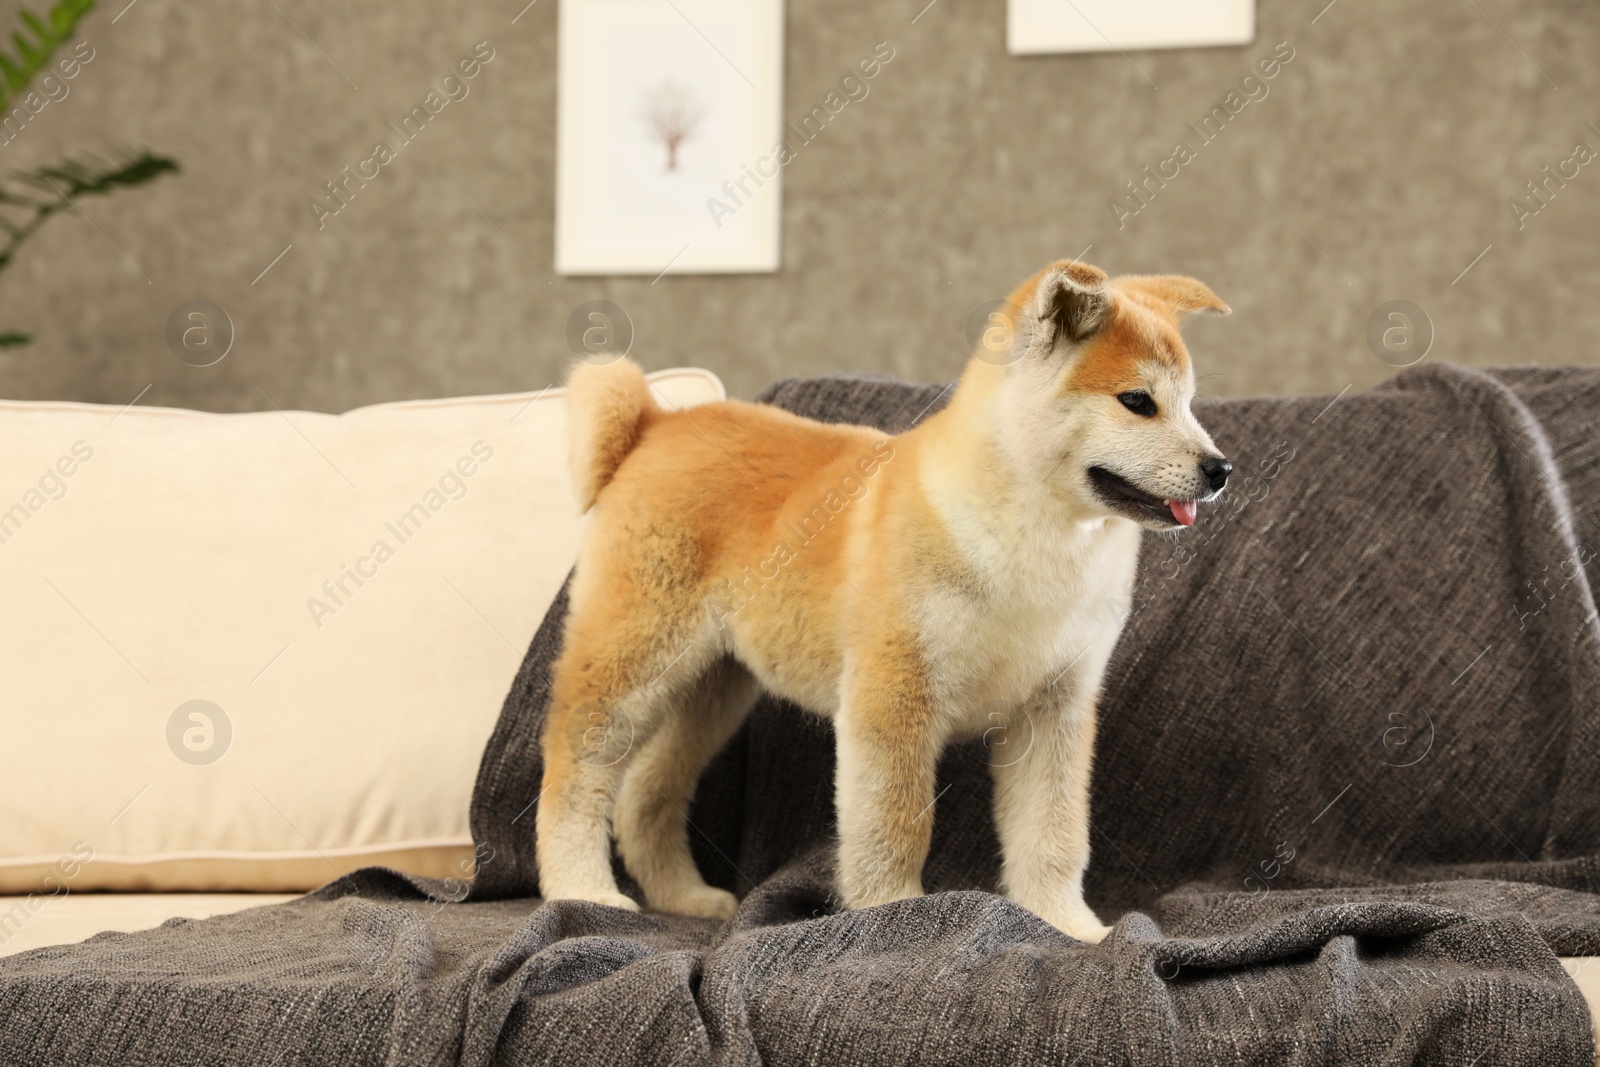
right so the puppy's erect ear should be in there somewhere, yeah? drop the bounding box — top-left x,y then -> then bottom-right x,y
1026,260 -> 1112,350
1116,274 -> 1231,318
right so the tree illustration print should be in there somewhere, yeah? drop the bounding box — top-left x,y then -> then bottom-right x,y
639,80 -> 707,172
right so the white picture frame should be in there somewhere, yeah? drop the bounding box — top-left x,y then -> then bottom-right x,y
1007,0 -> 1254,56
556,0 -> 784,276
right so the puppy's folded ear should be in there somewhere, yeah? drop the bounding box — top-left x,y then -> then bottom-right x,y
1116,274 -> 1231,318
1019,261 -> 1112,354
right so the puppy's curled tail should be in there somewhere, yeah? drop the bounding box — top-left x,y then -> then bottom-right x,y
567,357 -> 658,512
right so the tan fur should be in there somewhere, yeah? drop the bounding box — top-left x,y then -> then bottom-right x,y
537,260 -> 1231,941
566,358 -> 659,513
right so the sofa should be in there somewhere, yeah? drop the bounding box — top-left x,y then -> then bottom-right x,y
2,364 -> 1599,1065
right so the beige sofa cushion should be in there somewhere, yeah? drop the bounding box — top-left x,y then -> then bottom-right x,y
0,368 -> 725,894
0,894 -> 299,958
1565,958 -> 1600,1053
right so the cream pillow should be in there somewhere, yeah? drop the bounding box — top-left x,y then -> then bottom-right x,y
0,368 -> 725,893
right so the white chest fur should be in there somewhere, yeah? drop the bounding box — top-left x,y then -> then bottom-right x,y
915,477 -> 1141,734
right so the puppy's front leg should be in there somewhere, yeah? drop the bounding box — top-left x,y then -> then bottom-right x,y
991,689 -> 1112,943
834,656 -> 941,910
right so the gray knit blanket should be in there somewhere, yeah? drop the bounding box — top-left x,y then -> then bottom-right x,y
3,363 -> 1599,1066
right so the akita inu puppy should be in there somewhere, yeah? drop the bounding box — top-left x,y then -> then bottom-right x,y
536,260 -> 1231,942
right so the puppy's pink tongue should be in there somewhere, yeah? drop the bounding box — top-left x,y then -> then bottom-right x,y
1168,500 -> 1198,527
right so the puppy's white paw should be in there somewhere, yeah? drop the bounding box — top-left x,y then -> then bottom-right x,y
550,889 -> 640,913
655,885 -> 738,921
595,891 -> 642,912
1035,905 -> 1113,944
1064,919 -> 1113,944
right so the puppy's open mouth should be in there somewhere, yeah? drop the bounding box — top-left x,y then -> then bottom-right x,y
1088,466 -> 1200,527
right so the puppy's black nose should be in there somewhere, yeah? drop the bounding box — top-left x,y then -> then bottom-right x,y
1200,455 -> 1232,492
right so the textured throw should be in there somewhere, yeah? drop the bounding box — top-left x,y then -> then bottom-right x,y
3,363 -> 1600,1066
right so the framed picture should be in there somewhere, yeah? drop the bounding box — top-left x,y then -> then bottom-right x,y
1007,0 -> 1253,56
556,0 -> 784,276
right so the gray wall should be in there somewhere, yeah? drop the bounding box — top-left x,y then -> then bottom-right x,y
1,0 -> 1596,411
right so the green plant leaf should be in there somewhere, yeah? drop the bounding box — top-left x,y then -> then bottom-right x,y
0,150 -> 178,301
0,52 -> 25,93
0,1 -> 168,347
21,12 -> 52,42
0,1 -> 97,111
16,152 -> 180,199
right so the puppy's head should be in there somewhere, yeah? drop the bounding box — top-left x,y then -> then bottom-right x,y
982,260 -> 1232,530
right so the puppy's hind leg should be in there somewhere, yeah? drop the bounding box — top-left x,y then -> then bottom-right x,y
615,659 -> 760,920
536,620 -> 709,912
535,691 -> 646,911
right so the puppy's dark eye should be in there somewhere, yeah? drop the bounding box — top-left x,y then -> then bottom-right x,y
1118,391 -> 1157,417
